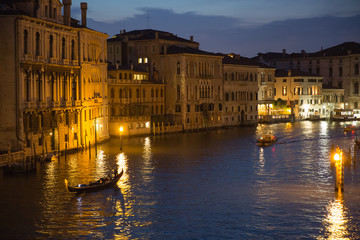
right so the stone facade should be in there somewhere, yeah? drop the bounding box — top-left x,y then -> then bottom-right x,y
257,42 -> 360,110
274,69 -> 324,119
107,65 -> 164,136
222,54 -> 266,125
0,0 -> 108,154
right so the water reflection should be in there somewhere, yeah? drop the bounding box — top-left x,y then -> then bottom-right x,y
318,192 -> 349,239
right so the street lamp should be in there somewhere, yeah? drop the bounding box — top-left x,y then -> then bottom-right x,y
119,126 -> 124,150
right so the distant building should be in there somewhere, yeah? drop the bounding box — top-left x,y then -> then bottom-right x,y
322,85 -> 345,118
222,54 -> 267,125
274,69 -> 324,119
0,0 -> 108,154
107,64 -> 164,136
108,29 -> 199,83
108,29 -> 224,130
255,42 -> 360,110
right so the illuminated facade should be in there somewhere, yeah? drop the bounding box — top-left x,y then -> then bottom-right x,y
107,65 -> 164,136
257,42 -> 360,110
108,30 -> 224,130
222,54 -> 262,126
257,67 -> 276,122
0,0 -> 108,154
274,69 -> 324,119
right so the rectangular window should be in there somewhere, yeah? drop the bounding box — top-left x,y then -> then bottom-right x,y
187,104 -> 190,112
282,86 -> 287,96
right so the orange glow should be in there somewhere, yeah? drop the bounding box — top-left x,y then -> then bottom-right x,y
334,153 -> 340,161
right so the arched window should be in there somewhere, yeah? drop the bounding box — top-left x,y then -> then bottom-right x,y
119,89 -> 122,98
225,92 -> 229,101
339,67 -> 343,77
250,92 -> 253,101
354,82 -> 359,95
177,85 -> 180,100
151,88 -> 154,98
23,30 -> 28,54
329,67 -> 333,77
355,63 -> 359,75
119,73 -> 122,79
231,92 -> 235,101
71,40 -> 75,60
177,61 -> 180,75
136,88 -> 140,98
129,89 -> 132,98
62,38 -> 66,59
49,35 -> 54,57
36,32 -> 40,56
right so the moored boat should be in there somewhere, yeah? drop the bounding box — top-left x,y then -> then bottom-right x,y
65,168 -> 123,193
257,133 -> 278,147
344,124 -> 355,132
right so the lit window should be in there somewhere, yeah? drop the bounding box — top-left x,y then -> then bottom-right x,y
138,58 -> 142,64
144,58 -> 148,63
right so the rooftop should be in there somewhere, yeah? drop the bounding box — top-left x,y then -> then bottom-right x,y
108,29 -> 198,45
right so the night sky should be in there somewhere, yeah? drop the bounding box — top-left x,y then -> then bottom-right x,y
71,0 -> 360,57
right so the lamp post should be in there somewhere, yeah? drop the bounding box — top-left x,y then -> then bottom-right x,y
333,147 -> 344,192
119,126 -> 123,150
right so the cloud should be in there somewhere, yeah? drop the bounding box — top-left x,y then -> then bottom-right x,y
86,8 -> 360,57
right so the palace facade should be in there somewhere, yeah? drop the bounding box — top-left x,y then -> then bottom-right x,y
0,0 -> 108,154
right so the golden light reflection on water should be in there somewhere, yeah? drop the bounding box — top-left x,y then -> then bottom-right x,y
318,193 -> 350,240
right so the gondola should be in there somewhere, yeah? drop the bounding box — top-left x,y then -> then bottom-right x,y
65,169 -> 123,193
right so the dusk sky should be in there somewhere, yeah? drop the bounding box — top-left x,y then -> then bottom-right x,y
71,0 -> 360,57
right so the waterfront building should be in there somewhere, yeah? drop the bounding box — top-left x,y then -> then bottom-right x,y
322,85 -> 345,118
274,69 -> 324,119
108,64 -> 164,136
108,29 -> 224,130
0,0 -> 108,154
257,65 -> 276,123
222,54 -> 262,126
256,42 -> 360,110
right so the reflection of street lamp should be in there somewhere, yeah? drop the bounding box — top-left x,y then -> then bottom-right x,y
333,147 -> 344,192
119,126 -> 123,150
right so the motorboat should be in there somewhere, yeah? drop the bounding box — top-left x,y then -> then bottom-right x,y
344,125 -> 355,132
257,133 -> 278,147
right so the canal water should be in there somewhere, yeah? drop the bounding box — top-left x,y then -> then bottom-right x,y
1,121 -> 360,239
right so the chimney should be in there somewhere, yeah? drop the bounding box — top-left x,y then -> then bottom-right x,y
190,36 -> 193,43
155,32 -> 159,39
63,0 -> 72,26
288,70 -> 292,77
81,2 -> 87,27
301,50 -> 306,57
282,49 -> 286,57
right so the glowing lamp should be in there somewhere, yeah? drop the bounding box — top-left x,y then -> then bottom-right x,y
119,126 -> 123,133
334,153 -> 340,161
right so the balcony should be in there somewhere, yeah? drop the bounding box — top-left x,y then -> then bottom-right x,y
49,58 -> 57,64
24,54 -> 33,62
24,101 -> 35,109
62,59 -> 69,65
72,60 -> 78,66
36,56 -> 44,63
72,100 -> 81,107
